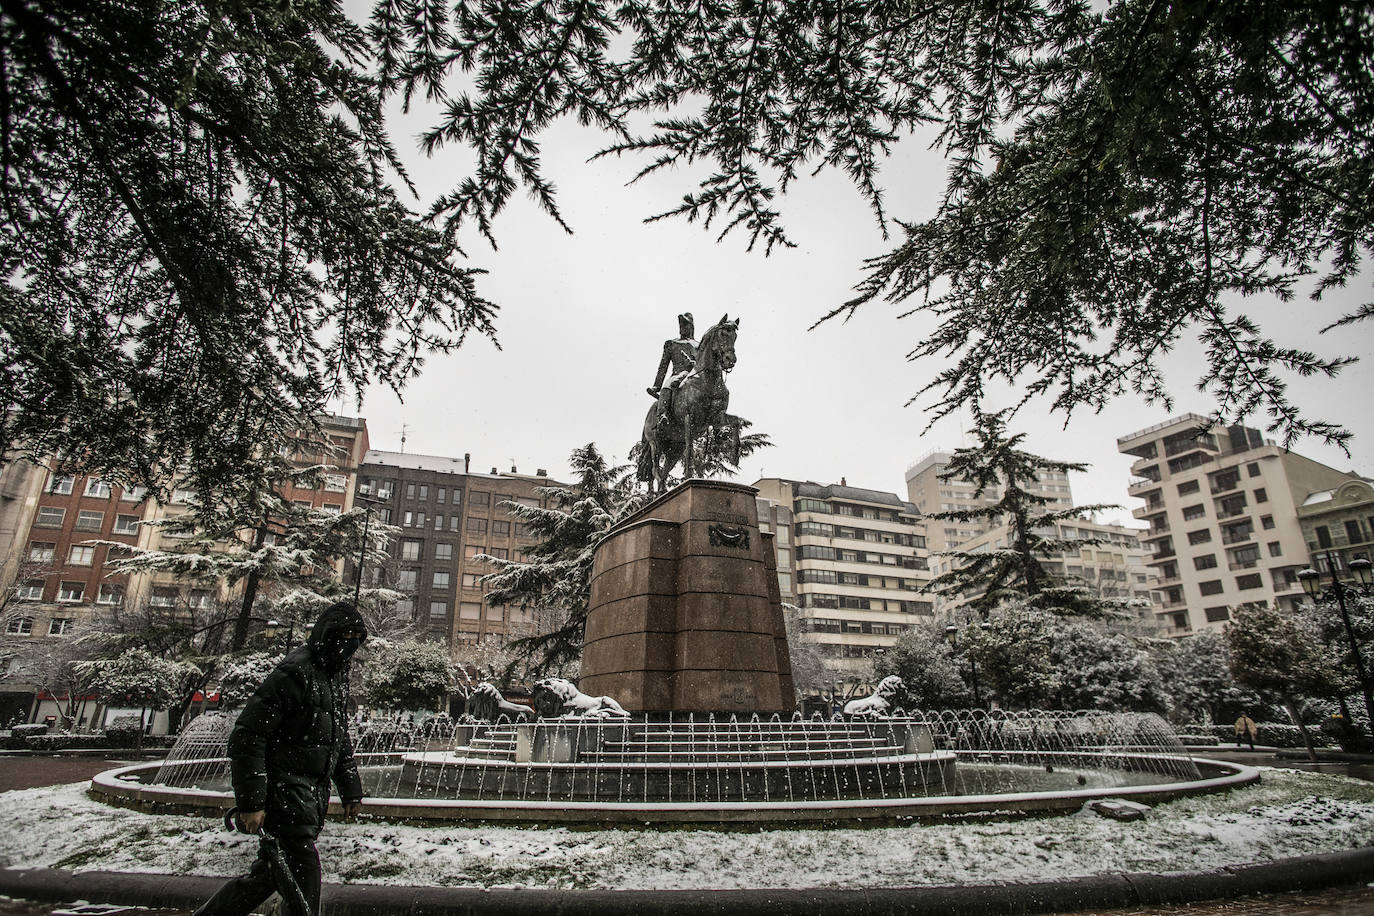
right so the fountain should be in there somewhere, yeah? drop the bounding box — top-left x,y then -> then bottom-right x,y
90,480 -> 1255,824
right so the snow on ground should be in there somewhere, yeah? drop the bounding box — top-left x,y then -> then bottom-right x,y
2,768 -> 1372,889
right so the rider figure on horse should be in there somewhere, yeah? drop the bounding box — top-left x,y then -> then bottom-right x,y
646,312 -> 697,415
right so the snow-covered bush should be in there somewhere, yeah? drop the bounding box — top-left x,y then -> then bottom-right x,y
360,640 -> 454,711
217,652 -> 282,708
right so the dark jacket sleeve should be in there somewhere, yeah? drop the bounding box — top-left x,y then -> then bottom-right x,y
227,666 -> 296,812
332,728 -> 364,804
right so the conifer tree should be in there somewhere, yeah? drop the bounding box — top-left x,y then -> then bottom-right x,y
372,0 -> 1368,447
924,410 -> 1125,620
1,0 -> 496,503
478,444 -> 646,678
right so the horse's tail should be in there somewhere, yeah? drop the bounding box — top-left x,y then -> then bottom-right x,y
631,437 -> 652,482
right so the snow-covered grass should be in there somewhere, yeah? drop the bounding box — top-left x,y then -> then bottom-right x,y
2,768 -> 1372,889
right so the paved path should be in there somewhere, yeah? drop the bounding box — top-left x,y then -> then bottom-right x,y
0,755 -> 140,793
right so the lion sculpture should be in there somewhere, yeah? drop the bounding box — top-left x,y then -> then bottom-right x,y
532,677 -> 631,719
843,675 -> 906,718
465,682 -> 535,722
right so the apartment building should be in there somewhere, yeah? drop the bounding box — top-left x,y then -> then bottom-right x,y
355,453 -> 563,649
754,496 -> 795,605
930,518 -> 1162,632
1118,414 -> 1361,635
1297,477 -> 1374,575
753,478 -> 931,673
904,449 -> 1075,555
0,416 -> 371,721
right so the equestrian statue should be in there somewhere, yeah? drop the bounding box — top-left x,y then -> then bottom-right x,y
637,312 -> 742,494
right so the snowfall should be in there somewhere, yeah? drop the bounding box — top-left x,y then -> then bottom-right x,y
2,768 -> 1373,889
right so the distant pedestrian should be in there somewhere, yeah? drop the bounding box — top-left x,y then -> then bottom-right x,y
194,602 -> 368,916
1235,713 -> 1258,750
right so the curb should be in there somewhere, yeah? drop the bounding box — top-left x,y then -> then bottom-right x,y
1,847 -> 1371,915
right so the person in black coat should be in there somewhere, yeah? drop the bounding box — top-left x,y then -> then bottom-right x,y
195,602 -> 368,916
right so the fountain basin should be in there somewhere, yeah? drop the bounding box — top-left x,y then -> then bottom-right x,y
90,754 -> 1256,824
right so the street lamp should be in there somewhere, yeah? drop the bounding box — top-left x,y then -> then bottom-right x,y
353,483 -> 392,608
1297,556 -> 1373,732
945,622 -> 986,709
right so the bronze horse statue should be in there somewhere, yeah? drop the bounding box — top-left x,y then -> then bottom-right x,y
637,314 -> 740,494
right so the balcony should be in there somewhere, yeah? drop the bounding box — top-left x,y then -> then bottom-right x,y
1209,474 -> 1241,495
1228,559 -> 1260,571
1222,528 -> 1256,546
1128,477 -> 1160,495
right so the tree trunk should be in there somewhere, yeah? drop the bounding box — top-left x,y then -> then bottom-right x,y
230,522 -> 269,650
1282,697 -> 1318,763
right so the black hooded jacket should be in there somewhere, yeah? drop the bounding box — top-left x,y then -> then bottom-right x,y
227,603 -> 366,836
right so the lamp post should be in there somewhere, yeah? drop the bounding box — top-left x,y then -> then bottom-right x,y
945,623 -> 984,709
1297,556 -> 1373,732
353,483 -> 392,608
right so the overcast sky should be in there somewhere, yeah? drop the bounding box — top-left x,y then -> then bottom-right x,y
339,56 -> 1373,527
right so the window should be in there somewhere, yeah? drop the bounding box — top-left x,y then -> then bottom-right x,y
121,485 -> 149,502
172,487 -> 195,504
459,602 -> 482,620
1177,480 -> 1200,495
1268,541 -> 1283,557
470,491 -> 490,508
1261,515 -> 1275,530
35,507 -> 65,528
17,581 -> 44,600
462,574 -> 481,589
429,600 -> 448,619
450,490 -> 463,507
492,520 -> 511,538
150,587 -> 178,607
777,572 -> 791,593
776,548 -> 791,569
1247,462 -> 1261,477
1187,529 -> 1212,545
1236,574 -> 1263,590
433,571 -> 451,589
775,525 -> 790,546
1199,580 -> 1224,596
114,514 -> 140,534
435,543 -> 453,561
396,568 -> 418,590
436,488 -> 446,504
69,545 -> 96,566
1194,554 -> 1218,570
464,545 -> 484,559
489,547 -> 508,561
48,475 -> 74,495
324,474 -> 346,493
75,510 -> 104,531
1231,545 -> 1261,567
321,504 -> 341,515
401,539 -> 422,561
467,517 -> 487,535
188,590 -> 212,609
405,483 -> 417,499
1205,606 -> 1231,622
1346,520 -> 1364,544
1182,505 -> 1206,521
396,598 -> 415,618
449,517 -> 461,532
97,585 -> 124,606
41,617 -> 75,637
1254,488 -> 1267,503
57,581 -> 85,603
418,485 -> 429,500
6,616 -> 34,635
433,514 -> 445,530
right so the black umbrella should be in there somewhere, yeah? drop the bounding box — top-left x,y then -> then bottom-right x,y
223,808 -> 313,916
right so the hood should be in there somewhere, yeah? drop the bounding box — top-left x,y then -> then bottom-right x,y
308,601 -> 368,675
308,602 -> 368,650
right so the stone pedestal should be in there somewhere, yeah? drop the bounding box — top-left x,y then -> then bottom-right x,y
580,480 -> 794,714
